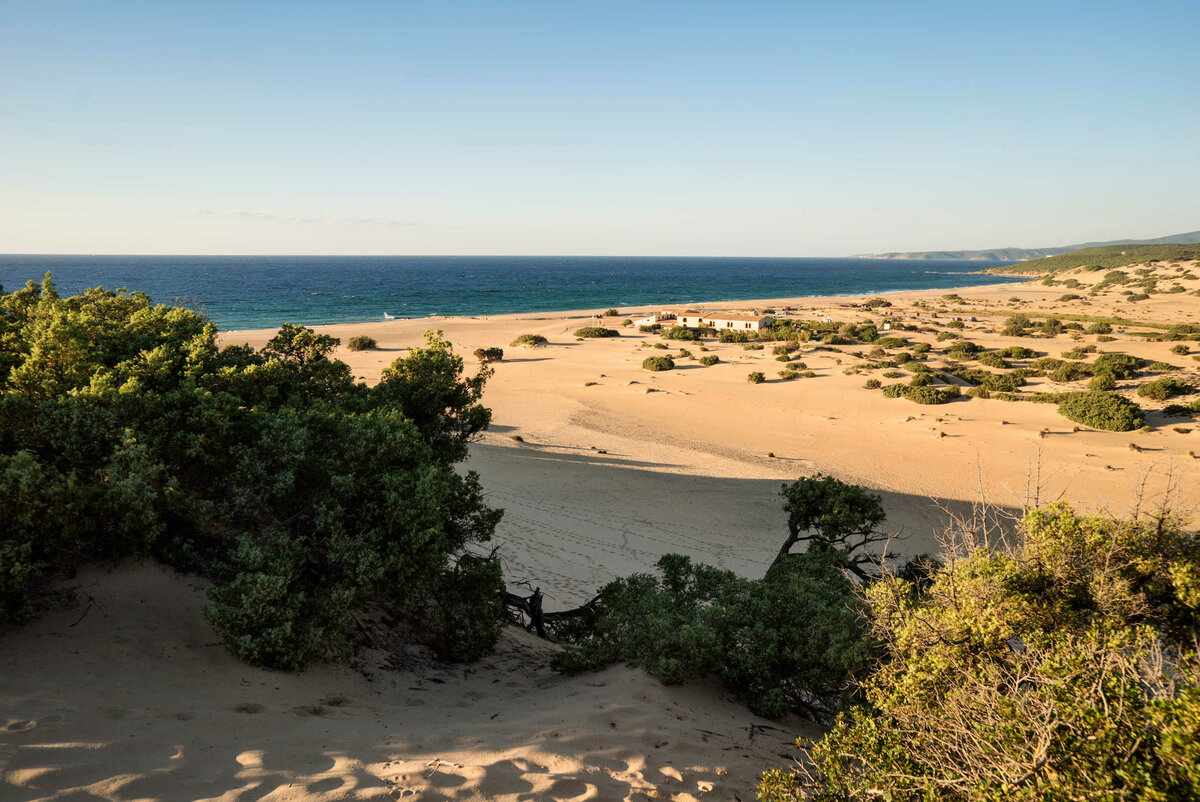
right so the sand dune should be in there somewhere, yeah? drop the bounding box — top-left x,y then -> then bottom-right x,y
1,564 -> 809,800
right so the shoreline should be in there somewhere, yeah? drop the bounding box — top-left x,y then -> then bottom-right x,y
220,276 -> 1036,334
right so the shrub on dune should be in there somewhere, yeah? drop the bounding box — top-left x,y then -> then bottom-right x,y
1056,390 -> 1144,431
510,333 -> 548,347
0,278 -> 504,669
642,356 -> 675,372
346,335 -> 377,351
574,326 -> 619,339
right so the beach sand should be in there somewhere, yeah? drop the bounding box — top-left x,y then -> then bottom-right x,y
4,260 -> 1199,800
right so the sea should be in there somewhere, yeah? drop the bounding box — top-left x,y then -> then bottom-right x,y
0,255 -> 1025,331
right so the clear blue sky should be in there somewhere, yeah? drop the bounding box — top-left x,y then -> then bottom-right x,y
2,1 -> 1198,255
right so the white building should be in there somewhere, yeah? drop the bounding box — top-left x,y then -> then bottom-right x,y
662,310 -> 775,332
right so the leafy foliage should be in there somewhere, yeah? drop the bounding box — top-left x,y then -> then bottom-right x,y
641,356 -> 675,372
1137,377 -> 1195,401
1056,390 -> 1145,431
763,503 -> 1200,801
573,326 -> 619,338
346,335 -> 378,351
660,326 -> 697,341
473,346 -> 504,363
553,552 -> 874,720
747,371 -> 765,384
0,278 -> 504,668
509,333 -> 548,347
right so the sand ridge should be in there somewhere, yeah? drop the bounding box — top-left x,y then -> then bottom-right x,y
1,563 -> 810,800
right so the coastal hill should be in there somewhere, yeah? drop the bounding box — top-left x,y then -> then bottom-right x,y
852,228 -> 1200,261
984,242 -> 1200,274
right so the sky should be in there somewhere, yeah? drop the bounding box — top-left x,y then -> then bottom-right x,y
2,1 -> 1198,256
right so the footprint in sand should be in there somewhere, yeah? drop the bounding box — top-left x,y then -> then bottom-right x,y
231,702 -> 264,714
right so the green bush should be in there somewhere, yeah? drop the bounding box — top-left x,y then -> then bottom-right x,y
473,347 -> 504,363
1087,322 -> 1113,334
718,329 -> 754,343
881,383 -> 905,398
773,343 -> 799,356
966,385 -> 990,399
1137,378 -> 1195,401
1042,317 -> 1064,336
763,503 -> 1200,801
977,351 -> 1009,369
698,355 -> 719,366
1056,391 -> 1145,431
642,356 -> 675,372
909,374 -> 931,387
864,379 -> 881,389
902,385 -> 960,405
1001,346 -> 1036,358
602,308 -> 620,317
747,371 -> 765,384
574,326 -> 619,339
945,340 -> 983,360
661,326 -> 697,341
510,333 -> 548,347
554,551 -> 872,720
875,337 -> 907,349
1050,362 -> 1092,383
346,335 -> 377,351
0,278 -> 505,669
1002,314 -> 1030,336
638,323 -> 662,333
743,343 -> 764,350
1092,352 -> 1146,379
1088,373 -> 1117,391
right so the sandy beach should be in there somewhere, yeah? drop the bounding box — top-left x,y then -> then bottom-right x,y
4,260 -> 1199,800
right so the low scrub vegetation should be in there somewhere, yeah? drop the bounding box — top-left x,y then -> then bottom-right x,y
641,356 -> 675,372
1137,377 -> 1195,401
346,335 -> 377,351
661,326 -> 697,341
473,347 -> 504,363
510,333 -> 548,347
1056,390 -> 1145,431
762,502 -> 1200,801
573,326 -> 619,339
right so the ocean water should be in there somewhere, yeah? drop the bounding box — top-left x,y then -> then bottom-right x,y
0,255 -> 1024,331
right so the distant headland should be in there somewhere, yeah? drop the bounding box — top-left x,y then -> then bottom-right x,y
853,228 -> 1200,261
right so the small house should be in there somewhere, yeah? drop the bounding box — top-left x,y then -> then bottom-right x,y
663,309 -> 775,332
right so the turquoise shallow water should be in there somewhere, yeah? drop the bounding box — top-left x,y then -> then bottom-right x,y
0,254 -> 1024,331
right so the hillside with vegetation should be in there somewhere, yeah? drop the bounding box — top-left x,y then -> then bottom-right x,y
854,229 -> 1200,261
985,243 -> 1200,275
